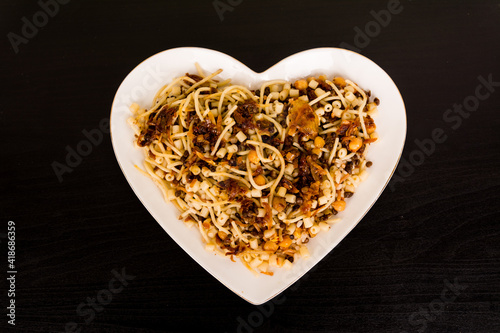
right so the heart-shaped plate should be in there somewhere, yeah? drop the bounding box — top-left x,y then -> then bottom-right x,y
110,47 -> 406,305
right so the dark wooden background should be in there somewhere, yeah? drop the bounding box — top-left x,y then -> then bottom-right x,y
1,0 -> 499,332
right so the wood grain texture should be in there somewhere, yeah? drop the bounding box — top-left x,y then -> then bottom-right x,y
1,0 -> 499,332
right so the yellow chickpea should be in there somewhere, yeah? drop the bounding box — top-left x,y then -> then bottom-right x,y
332,200 -> 346,212
248,150 -> 259,164
333,77 -> 346,88
254,175 -> 266,186
263,241 -> 278,252
294,79 -> 308,90
349,137 -> 363,152
312,148 -> 322,155
314,136 -> 325,148
278,236 -> 292,249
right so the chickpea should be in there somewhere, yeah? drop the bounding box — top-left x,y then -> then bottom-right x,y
333,77 -> 346,88
314,136 -> 325,148
332,200 -> 346,212
263,241 -> 278,252
278,236 -> 292,249
254,175 -> 266,186
248,150 -> 260,164
312,148 -> 322,155
294,79 -> 308,91
349,137 -> 363,152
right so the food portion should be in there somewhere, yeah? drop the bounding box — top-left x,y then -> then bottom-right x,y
128,65 -> 379,276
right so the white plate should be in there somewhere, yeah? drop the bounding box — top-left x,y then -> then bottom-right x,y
110,47 -> 406,305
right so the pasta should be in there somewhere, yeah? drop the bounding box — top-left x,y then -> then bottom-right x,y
128,66 -> 379,276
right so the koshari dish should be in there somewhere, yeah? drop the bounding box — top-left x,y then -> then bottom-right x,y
128,64 -> 379,276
